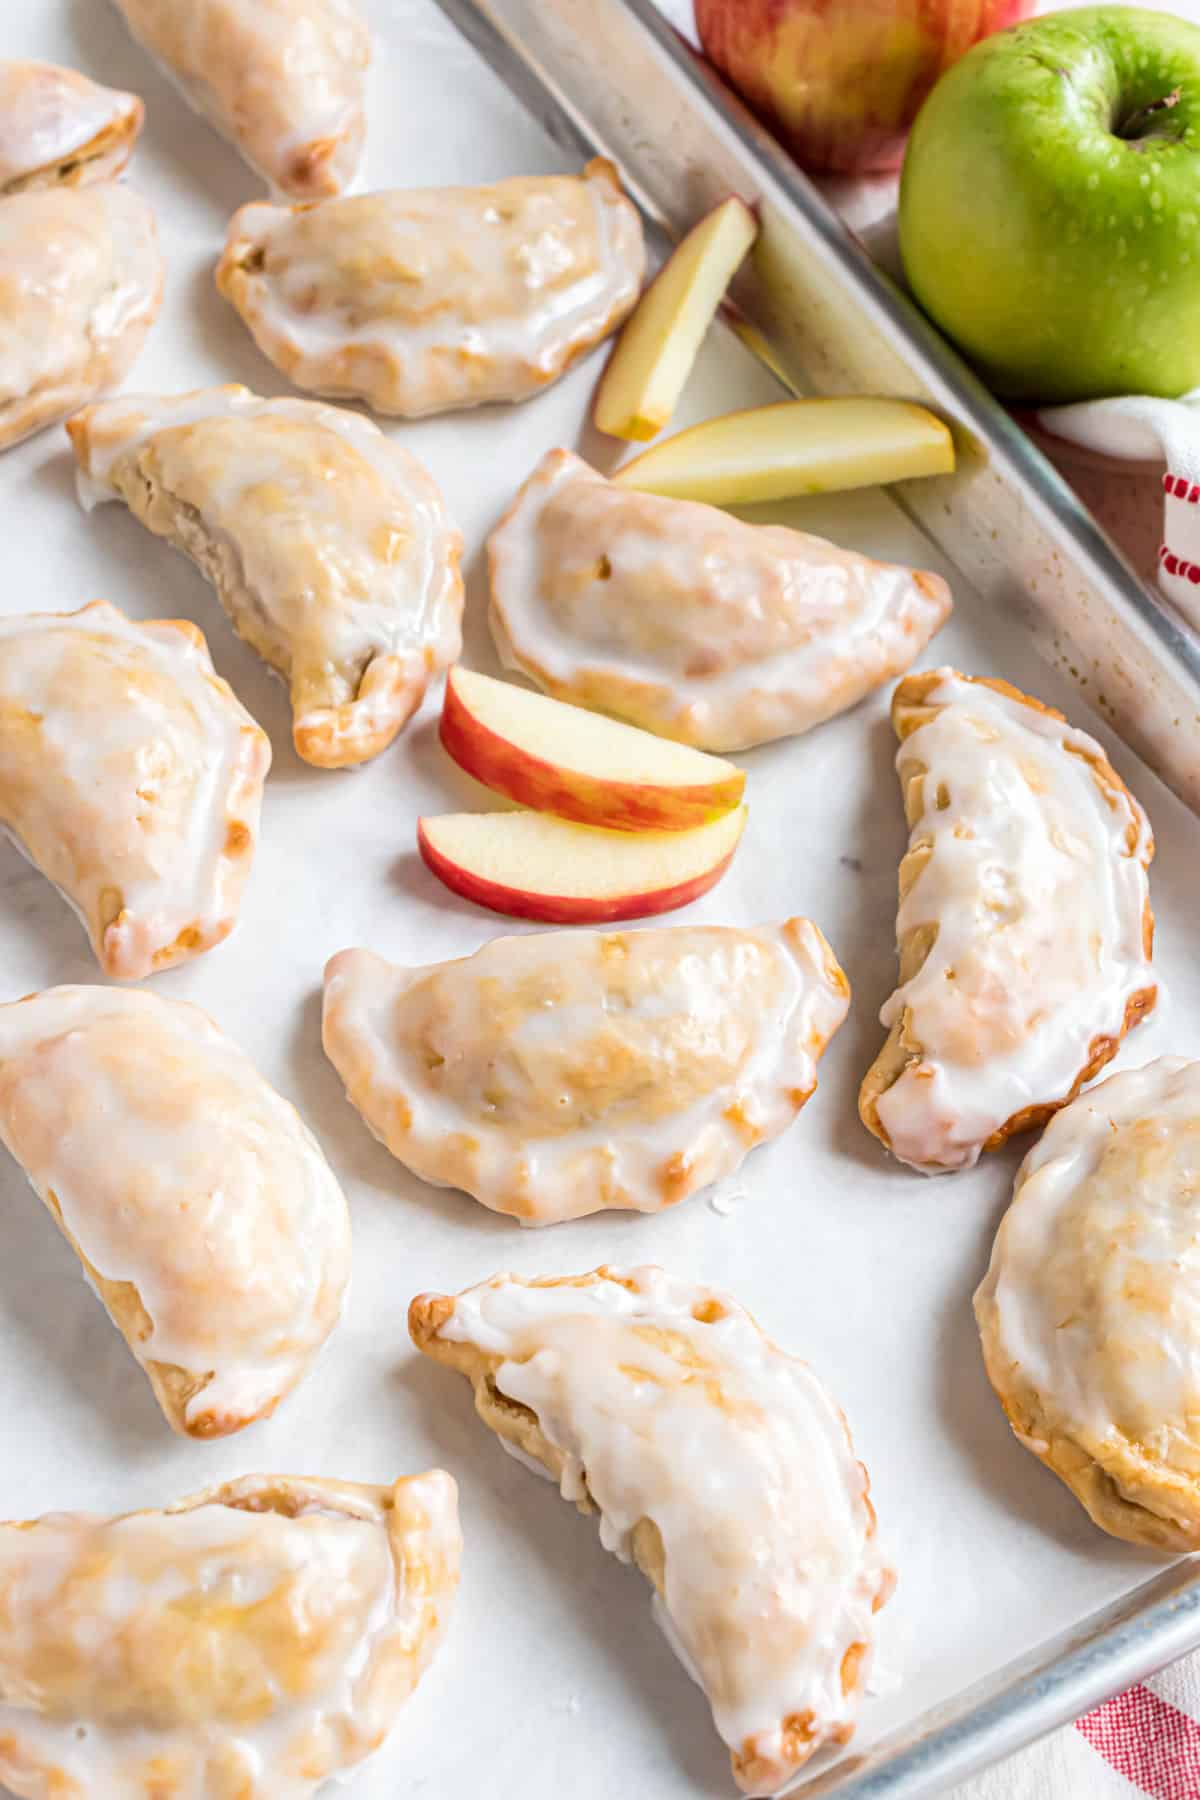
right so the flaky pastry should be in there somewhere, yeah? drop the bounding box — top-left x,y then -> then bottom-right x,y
0,1469 -> 460,1799
68,385 -> 464,767
410,1267 -> 892,1795
216,159 -> 645,417
0,601 -> 269,978
0,60 -> 143,193
110,0 -> 370,198
860,669 -> 1157,1173
976,1059 -> 1200,1552
323,918 -> 849,1224
0,986 -> 351,1437
0,184 -> 162,452
487,449 -> 953,751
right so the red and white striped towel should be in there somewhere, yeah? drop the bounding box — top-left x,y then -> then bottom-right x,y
951,1664 -> 1200,1798
1039,393 -> 1200,630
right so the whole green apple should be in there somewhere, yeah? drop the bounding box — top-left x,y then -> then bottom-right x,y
899,7 -> 1200,402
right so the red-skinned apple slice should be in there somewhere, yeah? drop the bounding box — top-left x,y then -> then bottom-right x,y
612,397 -> 956,504
439,667 -> 746,831
593,196 -> 758,442
417,806 -> 747,923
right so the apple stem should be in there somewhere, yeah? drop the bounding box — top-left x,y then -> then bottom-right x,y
1116,87 -> 1183,143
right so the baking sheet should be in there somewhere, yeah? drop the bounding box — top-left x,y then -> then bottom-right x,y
2,3 -> 1200,1795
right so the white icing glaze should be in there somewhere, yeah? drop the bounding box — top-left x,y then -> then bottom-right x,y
69,385 -> 463,766
0,601 -> 269,979
216,161 -> 644,417
487,449 -> 953,752
0,60 -> 142,192
435,1268 -> 891,1793
0,1470 -> 461,1800
873,671 -> 1156,1173
110,0 -> 369,199
0,183 -> 162,451
976,1058 -> 1200,1456
322,918 -> 849,1224
0,987 -> 351,1436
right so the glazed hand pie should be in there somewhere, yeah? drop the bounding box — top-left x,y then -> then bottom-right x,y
860,669 -> 1157,1174
68,385 -> 464,767
487,449 -> 953,751
976,1059 -> 1200,1552
110,0 -> 370,199
0,986 -> 351,1437
410,1267 -> 892,1795
0,184 -> 162,452
323,919 -> 850,1224
0,1469 -> 460,1799
0,601 -> 269,979
216,160 -> 645,417
0,60 -> 143,193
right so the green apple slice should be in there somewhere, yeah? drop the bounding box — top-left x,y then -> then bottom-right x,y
593,196 -> 758,442
611,397 -> 955,502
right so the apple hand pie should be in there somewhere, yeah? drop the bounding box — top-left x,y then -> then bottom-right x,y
0,184 -> 162,453
860,669 -> 1157,1174
0,61 -> 143,193
0,1469 -> 461,1799
323,918 -> 850,1224
110,0 -> 370,199
68,385 -> 464,767
0,601 -> 269,979
487,449 -> 953,751
976,1058 -> 1200,1553
0,986 -> 351,1437
410,1267 -> 893,1795
216,159 -> 645,417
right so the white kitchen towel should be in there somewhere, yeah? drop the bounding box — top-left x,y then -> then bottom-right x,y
1038,393 -> 1200,630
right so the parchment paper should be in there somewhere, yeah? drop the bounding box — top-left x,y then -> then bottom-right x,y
1,3 -> 1198,1795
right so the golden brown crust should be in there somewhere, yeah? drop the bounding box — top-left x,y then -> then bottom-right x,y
67,392 -> 463,770
292,647 -> 434,768
859,668 -> 1156,1162
0,1468 -> 461,1800
410,1279 -> 612,1522
216,160 -> 643,418
410,1268 -> 889,1796
0,188 -> 162,454
977,1345 -> 1200,1554
40,1186 -> 265,1440
0,599 -> 269,978
0,64 -> 143,195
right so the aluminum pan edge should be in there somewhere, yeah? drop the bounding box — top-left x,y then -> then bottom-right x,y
798,1559 -> 1200,1797
436,0 -> 1200,816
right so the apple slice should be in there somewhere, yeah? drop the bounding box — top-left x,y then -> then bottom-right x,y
440,667 -> 746,832
593,196 -> 758,442
417,806 -> 747,923
611,397 -> 956,503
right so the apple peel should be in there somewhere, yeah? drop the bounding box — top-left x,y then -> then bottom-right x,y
417,806 -> 747,923
439,667 -> 746,831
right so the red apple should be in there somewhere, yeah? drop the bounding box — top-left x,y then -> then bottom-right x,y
417,806 -> 747,923
695,0 -> 1034,176
439,667 -> 746,831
